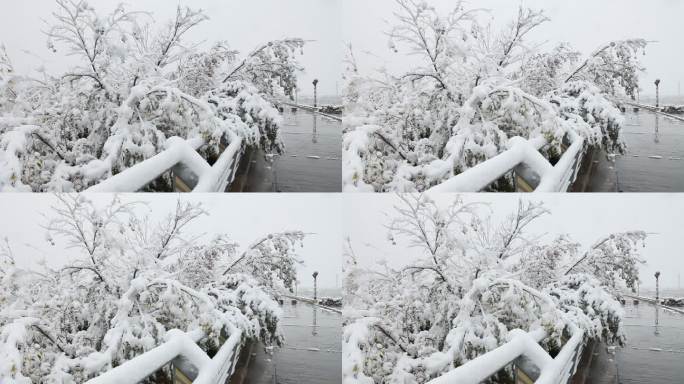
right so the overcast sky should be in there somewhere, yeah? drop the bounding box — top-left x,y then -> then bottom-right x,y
0,0 -> 342,96
344,193 -> 684,290
342,0 -> 684,97
0,193 -> 342,289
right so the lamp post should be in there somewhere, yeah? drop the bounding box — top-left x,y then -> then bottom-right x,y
655,79 -> 661,108
312,271 -> 319,336
312,79 -> 319,108
655,271 -> 660,303
312,271 -> 319,301
655,271 -> 661,334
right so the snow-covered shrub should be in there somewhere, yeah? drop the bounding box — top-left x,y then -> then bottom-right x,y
546,274 -> 624,346
0,195 -> 306,383
0,1 -> 305,192
343,194 -> 646,383
550,80 -> 627,154
342,0 -> 647,192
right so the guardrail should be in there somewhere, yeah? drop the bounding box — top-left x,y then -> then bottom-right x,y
623,294 -> 684,315
86,328 -> 243,384
621,101 -> 684,123
283,294 -> 342,314
427,131 -> 585,193
278,101 -> 343,122
427,327 -> 585,384
86,134 -> 244,193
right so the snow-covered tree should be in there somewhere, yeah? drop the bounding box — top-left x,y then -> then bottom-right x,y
0,1 -> 305,192
0,194 -> 306,383
0,45 -> 16,112
343,194 -> 647,383
343,0 -> 647,192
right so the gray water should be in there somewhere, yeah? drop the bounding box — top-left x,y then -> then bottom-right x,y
612,111 -> 684,192
246,301 -> 341,384
617,298 -> 684,383
237,110 -> 341,192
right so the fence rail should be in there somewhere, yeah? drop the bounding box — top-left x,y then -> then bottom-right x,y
85,328 -> 243,384
427,327 -> 585,384
621,101 -> 684,122
86,134 -> 243,193
278,101 -> 343,122
282,294 -> 343,314
428,131 -> 585,193
623,294 -> 684,315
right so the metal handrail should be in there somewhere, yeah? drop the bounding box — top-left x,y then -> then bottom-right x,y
85,328 -> 243,384
278,100 -> 343,122
621,101 -> 684,122
86,134 -> 243,193
193,135 -> 244,192
623,294 -> 684,315
194,329 -> 244,384
282,294 -> 343,314
536,329 -> 585,384
427,132 -> 585,193
426,328 -> 585,384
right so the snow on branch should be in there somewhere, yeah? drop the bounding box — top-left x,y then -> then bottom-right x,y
343,194 -> 647,383
0,195 -> 307,382
154,6 -> 208,68
343,0 -> 648,192
564,39 -> 648,98
0,0 -> 305,192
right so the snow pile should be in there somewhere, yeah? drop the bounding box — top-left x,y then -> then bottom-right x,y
342,0 -> 646,192
0,195 -> 307,383
343,195 -> 647,383
342,317 -> 378,384
0,2 -> 304,192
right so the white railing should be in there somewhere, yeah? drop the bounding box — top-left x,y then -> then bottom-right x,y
86,135 -> 243,193
86,328 -> 243,384
427,132 -> 585,193
427,327 -> 585,384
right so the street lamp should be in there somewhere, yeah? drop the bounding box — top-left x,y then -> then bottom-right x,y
312,271 -> 319,301
655,79 -> 661,108
655,271 -> 661,335
312,79 -> 319,108
655,271 -> 661,303
312,271 -> 320,336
